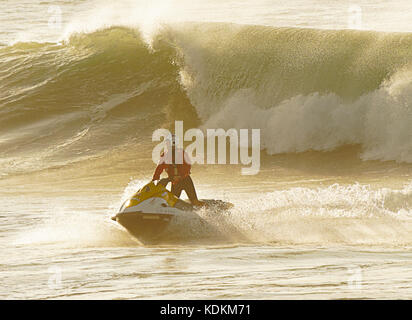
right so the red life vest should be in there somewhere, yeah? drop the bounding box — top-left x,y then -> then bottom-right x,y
152,149 -> 191,184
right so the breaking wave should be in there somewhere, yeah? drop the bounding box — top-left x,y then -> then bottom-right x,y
1,23 -> 412,175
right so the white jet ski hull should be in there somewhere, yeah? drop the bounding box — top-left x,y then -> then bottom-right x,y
114,211 -> 173,243
112,196 -> 181,243
112,182 -> 234,244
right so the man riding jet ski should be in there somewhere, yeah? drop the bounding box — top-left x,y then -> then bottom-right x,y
111,135 -> 233,243
151,134 -> 205,207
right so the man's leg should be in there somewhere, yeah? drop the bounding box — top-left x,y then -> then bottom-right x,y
180,176 -> 204,205
158,178 -> 171,187
171,181 -> 183,198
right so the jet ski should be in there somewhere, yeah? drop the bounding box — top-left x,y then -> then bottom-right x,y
111,180 -> 233,244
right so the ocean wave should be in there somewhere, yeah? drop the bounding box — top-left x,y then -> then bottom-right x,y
166,23 -> 412,162
1,23 -> 412,175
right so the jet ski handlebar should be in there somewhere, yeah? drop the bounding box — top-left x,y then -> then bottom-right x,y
157,178 -> 171,187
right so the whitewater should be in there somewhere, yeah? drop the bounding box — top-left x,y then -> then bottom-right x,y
0,0 -> 411,299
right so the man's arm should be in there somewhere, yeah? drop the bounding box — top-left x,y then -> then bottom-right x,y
152,163 -> 166,181
181,151 -> 192,177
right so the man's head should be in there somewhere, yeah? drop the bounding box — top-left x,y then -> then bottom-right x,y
166,134 -> 178,150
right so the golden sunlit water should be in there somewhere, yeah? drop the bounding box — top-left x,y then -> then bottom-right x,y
1,0 -> 412,299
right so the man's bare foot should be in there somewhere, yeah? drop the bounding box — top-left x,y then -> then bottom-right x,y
192,200 -> 206,207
